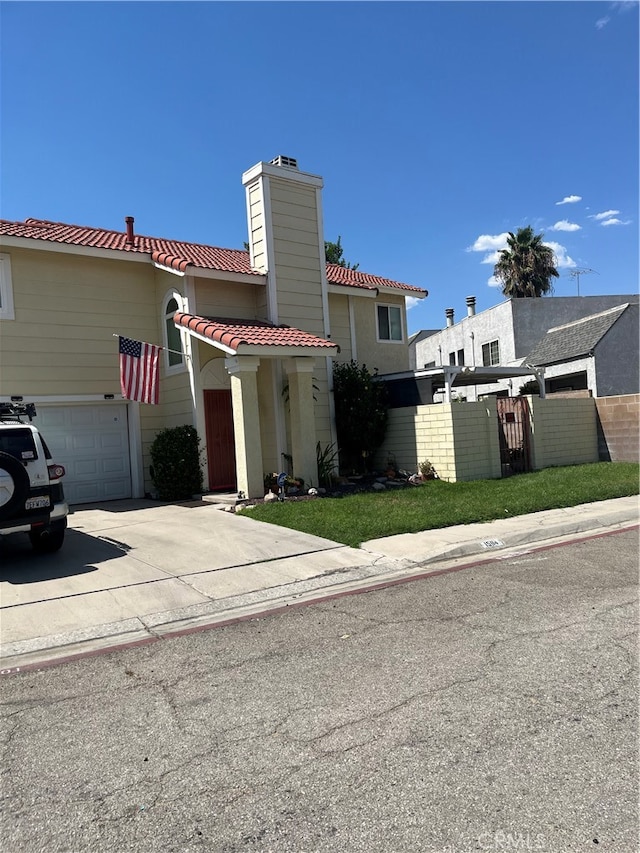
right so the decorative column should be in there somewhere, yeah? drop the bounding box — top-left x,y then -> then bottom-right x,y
283,357 -> 317,489
225,356 -> 264,499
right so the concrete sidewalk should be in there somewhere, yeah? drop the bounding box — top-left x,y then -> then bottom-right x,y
1,495 -> 637,672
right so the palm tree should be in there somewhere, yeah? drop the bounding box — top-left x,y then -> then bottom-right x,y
493,226 -> 559,298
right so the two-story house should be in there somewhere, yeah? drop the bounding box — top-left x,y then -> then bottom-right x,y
0,156 -> 427,502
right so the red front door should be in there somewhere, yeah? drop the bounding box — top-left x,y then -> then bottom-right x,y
204,390 -> 236,491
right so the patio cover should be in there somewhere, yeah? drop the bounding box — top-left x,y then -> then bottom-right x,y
380,364 -> 546,402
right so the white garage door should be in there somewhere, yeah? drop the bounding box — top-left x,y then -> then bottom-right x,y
34,404 -> 132,505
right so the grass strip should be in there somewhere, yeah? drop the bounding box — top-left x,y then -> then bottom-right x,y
239,462 -> 639,548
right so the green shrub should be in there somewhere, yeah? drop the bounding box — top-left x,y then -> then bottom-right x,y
333,360 -> 388,473
317,441 -> 339,489
519,379 -> 541,396
150,425 -> 203,501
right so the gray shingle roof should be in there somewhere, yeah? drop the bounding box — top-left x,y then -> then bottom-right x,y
526,304 -> 629,366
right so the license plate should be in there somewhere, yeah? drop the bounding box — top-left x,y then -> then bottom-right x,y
25,496 -> 50,510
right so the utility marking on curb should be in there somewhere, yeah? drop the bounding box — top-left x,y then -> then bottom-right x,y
1,523 -> 637,677
480,538 -> 505,549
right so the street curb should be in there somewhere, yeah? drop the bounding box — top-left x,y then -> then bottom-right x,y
2,517 -> 637,675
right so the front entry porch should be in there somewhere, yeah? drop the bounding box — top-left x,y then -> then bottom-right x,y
176,312 -> 339,500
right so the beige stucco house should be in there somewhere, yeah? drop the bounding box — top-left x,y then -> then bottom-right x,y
0,156 -> 426,502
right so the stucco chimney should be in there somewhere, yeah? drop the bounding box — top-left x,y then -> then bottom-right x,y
445,308 -> 454,327
466,296 -> 476,317
125,216 -> 135,247
242,157 -> 326,333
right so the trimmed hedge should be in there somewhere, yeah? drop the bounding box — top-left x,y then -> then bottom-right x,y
150,425 -> 203,501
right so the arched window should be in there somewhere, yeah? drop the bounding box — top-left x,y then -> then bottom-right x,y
164,295 -> 184,369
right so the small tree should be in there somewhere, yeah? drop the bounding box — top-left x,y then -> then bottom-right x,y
333,361 -> 388,473
325,236 -> 359,270
150,425 -> 203,501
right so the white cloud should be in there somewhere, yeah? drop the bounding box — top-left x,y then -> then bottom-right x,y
598,2 -> 638,28
466,233 -> 509,253
601,217 -> 632,226
555,195 -> 582,205
480,250 -> 503,265
487,275 -> 501,288
550,220 -> 581,232
591,209 -> 620,220
544,241 -> 576,269
405,296 -> 421,310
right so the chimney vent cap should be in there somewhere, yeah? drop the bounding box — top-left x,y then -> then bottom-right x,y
269,155 -> 298,170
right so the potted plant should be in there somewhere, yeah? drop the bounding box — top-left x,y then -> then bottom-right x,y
418,460 -> 437,481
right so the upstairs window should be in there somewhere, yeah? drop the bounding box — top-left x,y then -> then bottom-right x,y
482,339 -> 500,366
163,295 -> 184,369
377,304 -> 403,342
0,254 -> 15,320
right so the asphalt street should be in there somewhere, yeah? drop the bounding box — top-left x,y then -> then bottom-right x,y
1,528 -> 638,853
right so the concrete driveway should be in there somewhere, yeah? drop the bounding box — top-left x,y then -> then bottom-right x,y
0,498 -> 376,667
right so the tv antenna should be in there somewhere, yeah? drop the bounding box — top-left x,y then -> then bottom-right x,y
568,267 -> 597,296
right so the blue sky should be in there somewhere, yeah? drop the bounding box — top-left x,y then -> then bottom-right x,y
1,1 -> 637,334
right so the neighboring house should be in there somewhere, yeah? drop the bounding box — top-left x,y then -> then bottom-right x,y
0,156 -> 426,502
410,294 -> 639,401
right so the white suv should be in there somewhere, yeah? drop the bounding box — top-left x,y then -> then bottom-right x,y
0,403 -> 69,553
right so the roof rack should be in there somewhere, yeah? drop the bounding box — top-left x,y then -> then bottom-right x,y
0,402 -> 37,422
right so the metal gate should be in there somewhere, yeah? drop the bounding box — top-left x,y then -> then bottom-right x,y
496,397 -> 532,476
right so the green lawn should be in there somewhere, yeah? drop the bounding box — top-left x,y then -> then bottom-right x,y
239,462 -> 639,548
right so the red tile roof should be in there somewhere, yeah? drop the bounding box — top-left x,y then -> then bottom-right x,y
175,313 -> 339,354
0,217 -> 425,294
325,263 -> 423,293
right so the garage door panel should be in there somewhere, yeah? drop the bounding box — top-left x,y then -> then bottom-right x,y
74,460 -> 99,476
68,408 -> 98,427
103,457 -> 128,475
34,404 -> 132,504
73,434 -> 100,451
103,479 -> 131,500
100,433 -> 127,450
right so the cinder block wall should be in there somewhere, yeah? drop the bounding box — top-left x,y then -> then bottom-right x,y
450,401 -> 502,481
528,396 -> 598,469
594,394 -> 640,462
378,401 -> 500,482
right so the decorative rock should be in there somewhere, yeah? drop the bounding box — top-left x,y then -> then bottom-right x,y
372,482 -> 386,491
308,487 -> 318,496
376,477 -> 388,484
264,491 -> 278,502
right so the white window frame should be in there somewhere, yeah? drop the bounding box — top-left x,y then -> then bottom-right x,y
376,302 -> 404,344
0,254 -> 15,320
162,290 -> 186,374
482,339 -> 500,366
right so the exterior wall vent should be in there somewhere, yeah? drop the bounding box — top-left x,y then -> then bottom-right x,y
445,308 -> 455,328
269,155 -> 298,170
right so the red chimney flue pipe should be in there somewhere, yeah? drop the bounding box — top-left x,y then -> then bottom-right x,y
125,216 -> 135,246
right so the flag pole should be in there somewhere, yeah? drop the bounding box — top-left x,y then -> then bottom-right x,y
113,333 -> 190,360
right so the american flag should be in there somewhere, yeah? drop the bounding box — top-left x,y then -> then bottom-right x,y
119,337 -> 162,405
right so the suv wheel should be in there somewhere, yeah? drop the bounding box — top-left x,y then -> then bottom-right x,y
29,526 -> 65,553
0,451 -> 30,521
